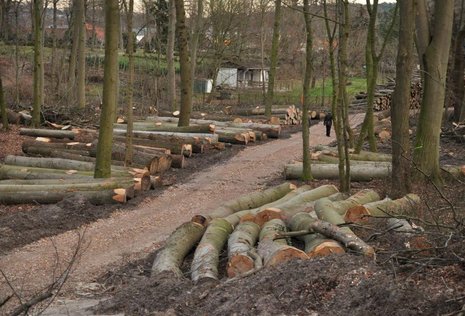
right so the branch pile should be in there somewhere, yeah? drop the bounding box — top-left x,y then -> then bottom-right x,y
151,183 -> 422,283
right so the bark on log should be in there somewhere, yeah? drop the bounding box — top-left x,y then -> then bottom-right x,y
22,145 -> 91,158
285,163 -> 391,181
227,221 -> 261,278
344,193 -> 421,223
19,128 -> 76,139
330,189 -> 381,215
0,188 -> 131,205
113,135 -> 192,157
113,129 -> 218,145
114,122 -> 215,133
152,215 -> 208,277
23,139 -> 93,152
257,219 -> 309,267
314,145 -> 392,162
191,218 -> 234,282
314,198 -> 374,256
208,182 -> 296,219
289,212 -> 345,257
215,130 -> 250,145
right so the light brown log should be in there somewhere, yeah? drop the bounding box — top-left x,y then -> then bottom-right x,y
289,212 -> 345,257
441,165 -> 465,179
113,129 -> 219,145
152,215 -> 208,277
344,194 -> 421,223
22,145 -> 91,158
0,188 -> 131,205
208,182 -> 296,219
227,221 -> 261,278
19,128 -> 76,139
313,145 -> 392,162
23,139 -> 93,152
314,198 -> 374,256
215,130 -> 249,145
331,189 -> 381,215
285,163 -> 391,181
113,135 -> 192,157
191,218 -> 234,282
114,122 -> 215,133
257,219 -> 309,267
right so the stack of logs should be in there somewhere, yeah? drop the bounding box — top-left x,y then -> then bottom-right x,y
223,105 -> 302,125
284,145 -> 465,181
151,182 -> 423,283
351,80 -> 422,112
0,118 -> 282,205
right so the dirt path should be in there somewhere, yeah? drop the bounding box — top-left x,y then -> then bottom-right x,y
0,115 -> 363,302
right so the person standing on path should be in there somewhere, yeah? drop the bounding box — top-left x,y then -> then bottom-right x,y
324,112 -> 333,137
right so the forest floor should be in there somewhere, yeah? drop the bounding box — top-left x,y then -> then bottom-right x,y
1,114 -> 465,315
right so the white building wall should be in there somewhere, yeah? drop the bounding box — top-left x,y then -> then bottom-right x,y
217,68 -> 238,87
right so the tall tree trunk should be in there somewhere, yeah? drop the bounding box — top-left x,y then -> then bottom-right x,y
51,0 -> 58,92
167,0 -> 176,111
324,0 -> 346,190
0,75 -> 8,130
124,0 -> 135,166
32,0 -> 44,127
301,0 -> 313,181
264,0 -> 281,118
451,23 -> 465,122
337,0 -> 351,192
94,0 -> 120,178
68,0 -> 79,102
190,0 -> 203,88
391,0 -> 415,198
14,1 -> 20,105
413,0 -> 454,184
76,0 -> 86,108
174,0 -> 192,127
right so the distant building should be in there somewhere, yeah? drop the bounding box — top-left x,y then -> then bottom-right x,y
217,61 -> 269,89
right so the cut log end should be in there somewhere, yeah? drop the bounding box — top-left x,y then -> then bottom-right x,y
191,215 -> 208,226
254,208 -> 284,227
344,205 -> 370,223
265,246 -> 309,267
307,240 -> 345,258
227,254 -> 254,278
239,214 -> 256,223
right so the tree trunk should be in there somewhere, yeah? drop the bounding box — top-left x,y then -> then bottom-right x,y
0,75 -> 8,130
284,163 -> 391,181
19,128 -> 76,139
190,0 -> 203,84
174,0 -> 192,127
167,0 -> 176,111
257,218 -> 309,267
301,0 -> 313,181
413,0 -> 454,184
76,0 -> 86,109
191,218 -> 234,282
344,193 -> 421,223
94,0 -> 120,178
451,26 -> 465,122
227,220 -> 261,278
124,0 -> 135,166
391,0 -> 415,198
32,0 -> 44,127
152,216 -> 208,277
68,0 -> 78,101
264,0 -> 281,118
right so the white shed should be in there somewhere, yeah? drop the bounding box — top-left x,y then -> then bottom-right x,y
216,61 -> 269,89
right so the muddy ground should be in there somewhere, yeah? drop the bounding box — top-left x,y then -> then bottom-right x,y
1,117 -> 465,315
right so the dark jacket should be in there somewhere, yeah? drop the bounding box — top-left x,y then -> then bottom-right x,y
324,113 -> 333,126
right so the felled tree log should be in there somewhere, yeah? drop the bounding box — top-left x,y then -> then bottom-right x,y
215,129 -> 250,145
330,189 -> 381,215
152,215 -> 208,277
441,165 -> 465,179
171,154 -> 186,169
253,185 -> 340,226
257,219 -> 309,267
191,218 -> 234,282
90,142 -> 172,174
22,139 -> 93,152
113,135 -> 192,157
285,163 -> 391,181
314,145 -> 392,162
289,212 -> 345,257
0,188 -> 132,205
227,220 -> 261,277
114,122 -> 215,134
113,129 -> 219,145
344,193 -> 421,223
208,182 -> 296,219
315,198 -> 374,256
19,128 -> 76,139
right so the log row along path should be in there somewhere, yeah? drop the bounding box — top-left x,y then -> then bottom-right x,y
0,114 -> 364,310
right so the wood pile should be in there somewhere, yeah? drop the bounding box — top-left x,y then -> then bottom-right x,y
350,79 -> 422,112
222,105 -> 303,125
151,182 -> 423,282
